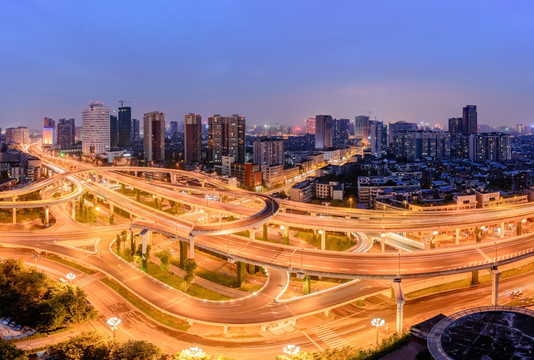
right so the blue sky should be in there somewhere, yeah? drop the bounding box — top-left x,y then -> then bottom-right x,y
1,1 -> 533,129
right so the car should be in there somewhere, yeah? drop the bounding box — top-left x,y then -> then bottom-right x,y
14,325 -> 22,331
2,318 -> 11,325
8,321 -> 17,327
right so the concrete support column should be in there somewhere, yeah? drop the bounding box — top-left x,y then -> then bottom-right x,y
71,200 -> 76,219
283,227 -> 290,245
320,230 -> 326,250
250,228 -> 256,241
393,278 -> 405,334
455,228 -> 460,245
44,206 -> 49,227
189,234 -> 195,259
12,208 -> 16,225
380,238 -> 385,252
140,229 -> 151,273
491,266 -> 501,306
500,222 -> 505,238
263,223 -> 268,241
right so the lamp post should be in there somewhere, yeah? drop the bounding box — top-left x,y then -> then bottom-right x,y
183,347 -> 205,358
106,317 -> 121,339
372,318 -> 385,345
66,273 -> 75,283
349,197 -> 353,209
283,344 -> 300,357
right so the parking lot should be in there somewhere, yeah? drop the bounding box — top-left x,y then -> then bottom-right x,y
0,317 -> 36,340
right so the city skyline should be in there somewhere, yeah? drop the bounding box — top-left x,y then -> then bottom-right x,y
1,1 -> 534,129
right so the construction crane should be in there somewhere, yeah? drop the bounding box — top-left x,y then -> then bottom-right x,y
119,99 -> 133,107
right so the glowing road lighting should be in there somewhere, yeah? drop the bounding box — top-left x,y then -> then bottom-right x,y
183,347 -> 205,357
283,344 -> 300,355
381,233 -> 386,238
106,317 -> 121,338
522,219 -> 527,223
481,226 -> 486,230
372,317 -> 385,345
433,231 -> 438,235
66,273 -> 75,282
95,206 -> 100,211
318,230 -> 323,234
280,225 -> 285,230
349,197 -> 353,208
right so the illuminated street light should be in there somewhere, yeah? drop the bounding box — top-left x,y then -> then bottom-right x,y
66,273 -> 75,283
283,344 -> 300,356
106,317 -> 121,338
372,317 -> 385,345
183,347 -> 205,357
349,197 -> 353,208
95,206 -> 100,211
522,219 -> 527,223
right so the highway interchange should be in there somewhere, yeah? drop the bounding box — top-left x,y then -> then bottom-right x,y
1,148 -> 534,357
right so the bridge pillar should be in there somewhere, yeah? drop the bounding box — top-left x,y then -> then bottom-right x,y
109,204 -> 115,224
189,234 -> 195,259
455,228 -> 460,245
223,325 -> 228,335
500,222 -> 505,238
263,223 -> 268,241
171,173 -> 178,184
44,206 -> 50,227
393,278 -> 405,333
140,229 -> 151,273
380,238 -> 385,252
250,228 -> 256,241
320,230 -> 326,250
71,199 -> 76,219
12,208 -> 16,225
283,226 -> 289,245
491,266 -> 501,306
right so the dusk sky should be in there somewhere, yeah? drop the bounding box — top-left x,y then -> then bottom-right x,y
1,1 -> 533,130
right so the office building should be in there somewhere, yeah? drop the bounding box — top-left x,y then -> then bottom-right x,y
169,121 -> 179,137
208,114 -> 246,164
184,113 -> 202,163
388,121 -> 417,145
110,114 -> 118,147
82,102 -> 110,155
315,115 -> 333,150
253,139 -> 284,167
131,119 -> 140,141
355,115 -> 370,140
57,118 -> 75,148
332,118 -> 350,146
6,127 -> 29,146
369,120 -> 387,158
462,105 -> 477,135
143,112 -> 165,162
118,106 -> 132,148
43,117 -> 55,145
305,117 -> 316,135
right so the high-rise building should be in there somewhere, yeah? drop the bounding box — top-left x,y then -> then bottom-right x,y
448,117 -> 463,138
82,102 -> 110,155
355,115 -> 370,140
253,139 -> 284,167
462,105 -> 477,135
110,114 -> 118,147
208,114 -> 246,164
118,107 -> 131,148
169,121 -> 179,137
388,121 -> 417,145
468,132 -> 511,162
392,130 -> 451,160
305,117 -> 316,135
315,115 -> 333,150
184,113 -> 202,163
332,118 -> 350,146
57,118 -> 75,148
369,120 -> 387,158
143,112 -> 165,162
6,127 -> 29,145
43,117 -> 55,145
131,119 -> 140,141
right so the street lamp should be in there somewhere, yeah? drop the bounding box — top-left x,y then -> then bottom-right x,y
372,318 -> 385,345
283,344 -> 300,356
66,273 -> 75,283
349,197 -> 353,208
183,347 -> 205,357
106,317 -> 121,338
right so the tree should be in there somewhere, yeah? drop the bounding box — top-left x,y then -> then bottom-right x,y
182,258 -> 198,293
54,331 -> 115,360
0,338 -> 26,360
160,254 -> 170,272
113,340 -> 162,360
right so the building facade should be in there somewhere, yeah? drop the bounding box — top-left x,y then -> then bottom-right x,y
143,111 -> 165,162
253,139 -> 284,168
82,102 -> 110,155
184,113 -> 202,163
462,105 -> 477,135
208,114 -> 246,164
118,106 -> 132,148
57,118 -> 75,148
315,115 -> 333,150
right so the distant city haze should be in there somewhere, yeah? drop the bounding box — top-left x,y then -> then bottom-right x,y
1,1 -> 533,129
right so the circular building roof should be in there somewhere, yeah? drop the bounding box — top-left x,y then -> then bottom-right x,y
427,306 -> 534,360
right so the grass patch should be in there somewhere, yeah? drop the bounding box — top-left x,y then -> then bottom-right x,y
295,231 -> 352,250
406,278 -> 472,299
195,267 -> 237,288
505,297 -> 534,307
146,262 -> 231,301
115,248 -> 134,262
100,278 -> 190,331
44,254 -> 96,275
